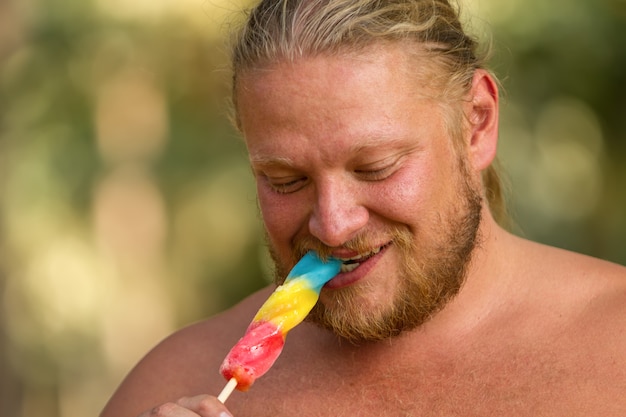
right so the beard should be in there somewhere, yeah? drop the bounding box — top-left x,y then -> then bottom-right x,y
268,158 -> 484,344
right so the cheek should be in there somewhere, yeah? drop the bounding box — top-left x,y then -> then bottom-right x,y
257,187 -> 307,244
381,186 -> 423,225
367,160 -> 448,229
371,169 -> 429,220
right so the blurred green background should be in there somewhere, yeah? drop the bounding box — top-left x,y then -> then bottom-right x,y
0,0 -> 624,416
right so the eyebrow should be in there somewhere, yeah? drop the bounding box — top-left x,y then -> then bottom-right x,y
248,155 -> 297,169
248,131 -> 418,168
349,134 -> 418,155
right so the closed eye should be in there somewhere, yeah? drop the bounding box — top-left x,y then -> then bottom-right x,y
354,166 -> 394,181
264,176 -> 308,194
353,150 -> 409,181
354,155 -> 405,181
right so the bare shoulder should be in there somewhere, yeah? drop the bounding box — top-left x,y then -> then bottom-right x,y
531,239 -> 626,290
519,237 -> 626,326
100,286 -> 274,417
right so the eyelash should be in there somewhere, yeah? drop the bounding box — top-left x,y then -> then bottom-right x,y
266,177 -> 308,194
355,166 -> 393,181
263,162 -> 398,195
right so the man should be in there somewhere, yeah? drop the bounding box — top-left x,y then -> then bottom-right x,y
101,0 -> 626,416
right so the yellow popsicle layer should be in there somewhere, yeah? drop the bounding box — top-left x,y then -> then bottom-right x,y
252,278 -> 320,334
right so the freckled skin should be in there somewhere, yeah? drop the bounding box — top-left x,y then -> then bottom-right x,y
239,47 -> 468,313
100,45 -> 626,417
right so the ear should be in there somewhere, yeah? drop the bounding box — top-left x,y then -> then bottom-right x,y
466,69 -> 499,171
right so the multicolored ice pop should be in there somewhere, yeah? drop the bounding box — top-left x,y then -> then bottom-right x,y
217,251 -> 341,402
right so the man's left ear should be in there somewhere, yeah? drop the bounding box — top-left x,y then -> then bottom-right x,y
467,69 -> 499,171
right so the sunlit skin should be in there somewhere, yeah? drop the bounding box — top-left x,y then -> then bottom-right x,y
237,45 -> 492,333
100,42 -> 626,417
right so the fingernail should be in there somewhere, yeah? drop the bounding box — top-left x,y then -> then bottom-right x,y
220,412 -> 233,417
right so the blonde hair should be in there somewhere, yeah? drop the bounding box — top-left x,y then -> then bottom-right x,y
229,0 -> 508,224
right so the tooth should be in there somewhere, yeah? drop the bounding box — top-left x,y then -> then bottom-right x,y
340,263 -> 359,273
341,246 -> 383,262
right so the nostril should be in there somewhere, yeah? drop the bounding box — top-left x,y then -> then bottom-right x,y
307,180 -> 369,247
308,205 -> 369,248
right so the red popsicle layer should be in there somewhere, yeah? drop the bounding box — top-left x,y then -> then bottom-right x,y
219,320 -> 285,391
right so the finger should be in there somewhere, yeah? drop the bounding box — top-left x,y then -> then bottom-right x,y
137,401 -> 199,417
176,395 -> 233,417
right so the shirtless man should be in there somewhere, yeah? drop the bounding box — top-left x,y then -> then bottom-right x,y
100,0 -> 626,416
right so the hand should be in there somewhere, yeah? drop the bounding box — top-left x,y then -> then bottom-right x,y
139,394 -> 232,417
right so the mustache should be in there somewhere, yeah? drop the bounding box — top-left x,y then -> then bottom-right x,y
292,226 -> 413,261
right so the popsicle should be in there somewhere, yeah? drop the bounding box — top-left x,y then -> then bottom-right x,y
217,251 -> 341,402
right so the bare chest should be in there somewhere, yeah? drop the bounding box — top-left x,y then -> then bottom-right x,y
225,343 -> 626,417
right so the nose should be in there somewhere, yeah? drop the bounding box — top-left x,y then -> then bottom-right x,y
308,180 -> 369,247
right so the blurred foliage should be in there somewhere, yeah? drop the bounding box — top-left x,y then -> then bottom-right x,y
0,0 -> 624,416
470,0 -> 626,263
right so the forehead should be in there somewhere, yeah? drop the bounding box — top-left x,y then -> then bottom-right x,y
234,42 -> 441,109
235,45 -> 451,168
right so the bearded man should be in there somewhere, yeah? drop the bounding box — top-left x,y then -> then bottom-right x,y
101,1 -> 626,416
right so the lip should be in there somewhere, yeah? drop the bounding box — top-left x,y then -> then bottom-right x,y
324,243 -> 390,289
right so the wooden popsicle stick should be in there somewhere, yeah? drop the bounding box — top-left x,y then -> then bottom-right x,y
217,377 -> 238,403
